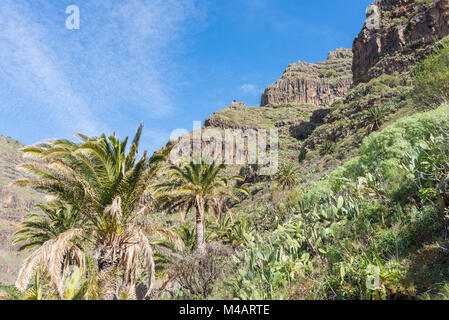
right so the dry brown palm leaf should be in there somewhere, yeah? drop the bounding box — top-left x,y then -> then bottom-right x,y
179,209 -> 186,223
121,228 -> 155,299
152,244 -> 183,261
211,196 -> 234,225
143,226 -> 185,252
104,196 -> 123,226
16,229 -> 84,298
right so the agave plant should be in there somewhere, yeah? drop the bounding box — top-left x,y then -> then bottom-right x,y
14,125 -> 178,299
208,216 -> 254,248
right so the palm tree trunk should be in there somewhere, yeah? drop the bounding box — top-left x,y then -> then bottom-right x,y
195,196 -> 206,255
98,244 -> 121,273
98,243 -> 121,300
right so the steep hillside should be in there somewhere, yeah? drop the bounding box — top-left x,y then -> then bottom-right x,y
168,3 -> 448,184
159,0 -> 449,240
160,49 -> 356,224
173,49 -> 355,180
0,135 -> 44,284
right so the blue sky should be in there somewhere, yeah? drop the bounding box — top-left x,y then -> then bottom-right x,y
0,0 -> 373,153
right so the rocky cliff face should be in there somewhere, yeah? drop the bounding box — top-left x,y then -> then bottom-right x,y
260,48 -> 353,107
353,0 -> 449,84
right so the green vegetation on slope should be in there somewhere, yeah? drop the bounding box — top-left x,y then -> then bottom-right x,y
214,105 -> 449,300
412,39 -> 449,109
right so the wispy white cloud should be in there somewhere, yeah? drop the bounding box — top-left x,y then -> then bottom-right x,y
0,0 -> 206,141
88,0 -> 206,118
142,128 -> 172,153
240,83 -> 258,94
0,0 -> 102,135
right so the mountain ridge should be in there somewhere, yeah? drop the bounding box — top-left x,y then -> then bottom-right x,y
260,48 -> 353,107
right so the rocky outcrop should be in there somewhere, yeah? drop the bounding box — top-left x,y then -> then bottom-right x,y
204,102 -> 255,130
260,48 -> 353,107
353,0 -> 449,84
225,101 -> 247,110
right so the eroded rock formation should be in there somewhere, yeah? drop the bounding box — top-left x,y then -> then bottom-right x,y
353,0 -> 449,84
260,48 -> 353,107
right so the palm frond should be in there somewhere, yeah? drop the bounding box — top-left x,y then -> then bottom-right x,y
15,229 -> 84,298
143,227 -> 185,252
121,229 -> 155,299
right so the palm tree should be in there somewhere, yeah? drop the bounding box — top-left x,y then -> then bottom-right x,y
14,124 -> 176,299
274,164 -> 300,190
365,105 -> 389,132
319,140 -> 336,156
154,158 -> 248,255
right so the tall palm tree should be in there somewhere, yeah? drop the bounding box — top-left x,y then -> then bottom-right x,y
14,124 -> 176,299
154,159 -> 248,255
365,105 -> 389,132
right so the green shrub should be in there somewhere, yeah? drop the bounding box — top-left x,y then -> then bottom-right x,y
412,38 -> 449,109
324,105 -> 449,199
224,232 -> 314,300
319,141 -> 336,156
171,243 -> 232,298
407,134 -> 449,212
325,69 -> 337,78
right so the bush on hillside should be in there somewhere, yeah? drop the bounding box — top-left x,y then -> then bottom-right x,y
326,105 -> 449,200
170,243 -> 232,298
412,39 -> 449,109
